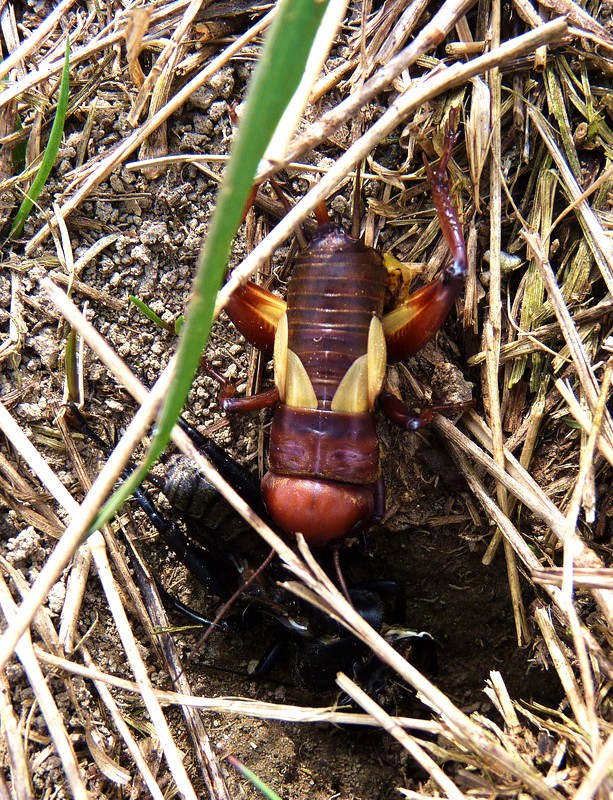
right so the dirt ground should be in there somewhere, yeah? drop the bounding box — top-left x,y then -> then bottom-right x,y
1,0 -> 612,798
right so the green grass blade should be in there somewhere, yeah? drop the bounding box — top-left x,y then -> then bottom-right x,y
129,295 -> 175,333
129,294 -> 184,333
88,0 -> 334,533
10,37 -> 71,238
227,756 -> 284,800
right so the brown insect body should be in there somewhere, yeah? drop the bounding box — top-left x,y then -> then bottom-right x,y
220,125 -> 468,547
261,226 -> 388,545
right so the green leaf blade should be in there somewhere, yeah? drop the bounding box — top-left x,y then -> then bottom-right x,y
10,38 -> 71,238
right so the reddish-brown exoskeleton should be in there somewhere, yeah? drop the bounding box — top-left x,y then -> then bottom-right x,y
217,122 -> 468,548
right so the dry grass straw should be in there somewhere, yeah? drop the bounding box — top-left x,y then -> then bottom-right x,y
1,0 -> 613,797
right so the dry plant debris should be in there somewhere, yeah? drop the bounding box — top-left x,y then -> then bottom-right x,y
0,0 -> 612,798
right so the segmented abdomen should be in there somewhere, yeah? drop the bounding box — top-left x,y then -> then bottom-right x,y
286,226 -> 387,408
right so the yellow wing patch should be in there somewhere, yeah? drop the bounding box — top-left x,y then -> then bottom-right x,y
367,315 -> 387,406
274,313 -> 317,409
273,312 -> 289,399
331,317 -> 387,412
331,354 -> 369,412
285,350 -> 318,409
